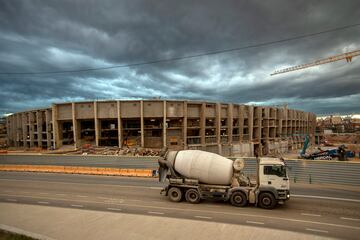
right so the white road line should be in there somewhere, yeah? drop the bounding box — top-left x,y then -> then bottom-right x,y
38,201 -> 49,204
195,216 -> 212,219
306,228 -> 328,234
70,204 -> 83,208
149,187 -> 163,190
292,194 -> 360,203
107,208 -> 122,211
148,211 -> 164,215
246,220 -> 265,225
55,193 -> 66,196
97,197 -> 109,200
301,213 -> 321,217
1,192 -> 359,231
340,217 -> 360,221
77,195 -> 88,198
39,192 -> 48,195
6,198 -> 17,202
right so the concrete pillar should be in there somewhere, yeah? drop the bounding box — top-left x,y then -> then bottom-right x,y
22,113 -> 27,148
117,101 -> 122,148
239,105 -> 244,142
15,114 -> 20,147
215,103 -> 221,144
72,103 -> 78,148
183,101 -> 187,149
200,103 -> 206,146
248,106 -> 254,142
45,109 -> 51,149
6,116 -> 10,147
140,100 -> 144,148
163,101 -> 167,148
52,105 -> 60,149
228,103 -> 233,144
29,112 -> 34,148
37,111 -> 43,148
216,103 -> 221,154
94,101 -> 99,147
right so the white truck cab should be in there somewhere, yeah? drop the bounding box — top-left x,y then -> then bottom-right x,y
256,158 -> 290,208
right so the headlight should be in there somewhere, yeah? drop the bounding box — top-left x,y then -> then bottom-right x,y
287,194 -> 290,198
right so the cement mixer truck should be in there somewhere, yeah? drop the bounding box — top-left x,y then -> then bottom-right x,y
158,150 -> 290,209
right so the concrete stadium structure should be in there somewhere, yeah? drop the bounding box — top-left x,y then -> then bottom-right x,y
6,100 -> 316,156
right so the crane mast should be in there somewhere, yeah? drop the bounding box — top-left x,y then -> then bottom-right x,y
271,49 -> 360,76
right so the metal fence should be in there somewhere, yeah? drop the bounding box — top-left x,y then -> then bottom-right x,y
1,154 -> 360,186
233,158 -> 360,187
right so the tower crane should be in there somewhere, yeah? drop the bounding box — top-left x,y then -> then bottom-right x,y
271,49 -> 360,76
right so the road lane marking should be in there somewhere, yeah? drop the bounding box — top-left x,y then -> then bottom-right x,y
148,211 -> 164,215
97,197 -> 109,200
292,194 -> 360,203
38,201 -> 49,204
340,217 -> 360,221
107,208 -> 122,211
55,193 -> 66,196
6,198 -> 17,202
149,187 -> 163,190
70,204 -> 83,208
246,221 -> 264,225
77,195 -> 88,198
305,228 -> 328,233
195,216 -> 212,219
39,192 -> 48,195
1,192 -> 359,231
301,213 -> 321,217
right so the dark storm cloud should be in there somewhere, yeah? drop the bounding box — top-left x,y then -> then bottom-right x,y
0,0 -> 360,116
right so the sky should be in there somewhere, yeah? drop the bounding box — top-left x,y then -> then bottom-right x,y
0,0 -> 359,117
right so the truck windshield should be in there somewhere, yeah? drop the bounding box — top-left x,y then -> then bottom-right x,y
264,165 -> 287,177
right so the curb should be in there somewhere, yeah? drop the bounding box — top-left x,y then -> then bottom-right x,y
0,165 -> 156,177
0,224 -> 56,240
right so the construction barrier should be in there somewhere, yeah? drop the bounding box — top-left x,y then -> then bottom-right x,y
0,165 -> 154,177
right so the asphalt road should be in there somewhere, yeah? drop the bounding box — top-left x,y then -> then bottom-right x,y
0,172 -> 359,239
0,154 -> 158,169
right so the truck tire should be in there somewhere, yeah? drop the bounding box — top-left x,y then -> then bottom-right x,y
168,187 -> 183,202
230,191 -> 247,207
258,192 -> 276,209
185,189 -> 201,204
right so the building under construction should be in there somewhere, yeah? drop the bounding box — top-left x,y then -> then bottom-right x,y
6,100 -> 316,156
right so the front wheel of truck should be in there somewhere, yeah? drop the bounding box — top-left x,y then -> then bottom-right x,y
258,192 -> 276,209
168,187 -> 183,202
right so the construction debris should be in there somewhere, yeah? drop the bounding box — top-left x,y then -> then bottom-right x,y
69,145 -> 161,156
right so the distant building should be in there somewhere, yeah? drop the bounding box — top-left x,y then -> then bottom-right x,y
0,117 -> 7,148
6,100 -> 316,156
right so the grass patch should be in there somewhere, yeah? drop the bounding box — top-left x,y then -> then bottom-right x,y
0,229 -> 37,240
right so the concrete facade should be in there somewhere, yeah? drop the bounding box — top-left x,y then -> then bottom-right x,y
6,100 -> 316,156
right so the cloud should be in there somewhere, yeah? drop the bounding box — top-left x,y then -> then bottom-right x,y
0,0 -> 360,116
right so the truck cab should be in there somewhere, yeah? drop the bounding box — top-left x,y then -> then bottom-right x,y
256,158 -> 290,208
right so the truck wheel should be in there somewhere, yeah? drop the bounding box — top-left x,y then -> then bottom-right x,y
168,187 -> 182,202
230,191 -> 247,207
185,189 -> 201,204
258,192 -> 276,209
